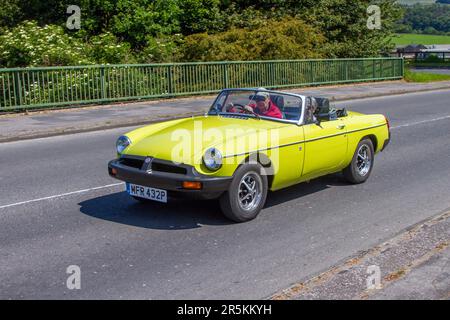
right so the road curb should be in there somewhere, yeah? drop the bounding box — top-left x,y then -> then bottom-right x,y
1,84 -> 450,143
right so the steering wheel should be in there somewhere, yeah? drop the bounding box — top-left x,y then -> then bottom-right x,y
226,103 -> 244,112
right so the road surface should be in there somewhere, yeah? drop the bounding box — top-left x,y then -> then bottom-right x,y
1,89 -> 450,299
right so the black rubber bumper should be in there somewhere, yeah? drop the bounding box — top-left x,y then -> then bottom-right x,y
108,158 -> 232,194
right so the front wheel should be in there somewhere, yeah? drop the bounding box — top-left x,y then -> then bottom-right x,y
343,138 -> 374,184
219,164 -> 268,222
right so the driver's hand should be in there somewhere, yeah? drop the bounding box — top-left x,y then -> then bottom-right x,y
244,105 -> 253,112
225,103 -> 234,112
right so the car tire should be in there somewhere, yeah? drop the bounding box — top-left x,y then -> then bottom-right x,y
219,163 -> 268,222
343,138 -> 374,184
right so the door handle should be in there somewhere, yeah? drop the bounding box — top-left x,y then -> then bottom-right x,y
337,124 -> 345,129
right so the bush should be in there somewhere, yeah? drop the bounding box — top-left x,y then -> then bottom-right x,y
89,33 -> 135,64
424,55 -> 444,63
182,17 -> 325,61
139,34 -> 184,63
0,21 -> 92,67
0,21 -> 138,68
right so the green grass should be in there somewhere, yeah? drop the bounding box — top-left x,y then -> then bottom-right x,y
393,33 -> 450,46
396,0 -> 436,4
404,68 -> 450,82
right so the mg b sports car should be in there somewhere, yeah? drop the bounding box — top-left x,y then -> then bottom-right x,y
108,88 -> 390,222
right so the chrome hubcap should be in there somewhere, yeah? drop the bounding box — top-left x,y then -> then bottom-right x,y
356,144 -> 371,176
238,172 -> 262,211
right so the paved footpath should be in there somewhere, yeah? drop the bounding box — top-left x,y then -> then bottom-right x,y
1,80 -> 450,143
270,210 -> 450,300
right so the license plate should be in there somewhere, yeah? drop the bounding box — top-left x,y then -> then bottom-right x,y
126,183 -> 167,203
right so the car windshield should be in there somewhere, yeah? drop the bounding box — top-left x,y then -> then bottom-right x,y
209,89 -> 303,122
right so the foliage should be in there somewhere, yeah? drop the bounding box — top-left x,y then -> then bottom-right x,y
139,34 -> 184,63
0,21 -> 135,67
182,17 -> 325,61
89,32 -> 136,64
0,21 -> 91,67
0,0 -> 405,67
178,0 -> 224,34
296,0 -> 403,57
0,0 -> 22,32
396,3 -> 450,35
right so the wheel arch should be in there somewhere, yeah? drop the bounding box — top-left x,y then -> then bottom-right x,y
361,134 -> 378,152
237,152 -> 275,189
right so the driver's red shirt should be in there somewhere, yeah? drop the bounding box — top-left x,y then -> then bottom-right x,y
251,100 -> 282,119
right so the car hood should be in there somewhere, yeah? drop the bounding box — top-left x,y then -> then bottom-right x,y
124,115 -> 290,164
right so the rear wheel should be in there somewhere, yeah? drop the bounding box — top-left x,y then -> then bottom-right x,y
343,139 -> 374,184
219,164 -> 268,222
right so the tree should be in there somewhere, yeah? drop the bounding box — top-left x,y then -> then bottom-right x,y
397,3 -> 450,35
178,0 -> 223,34
182,17 -> 325,61
295,0 -> 403,57
0,0 -> 23,32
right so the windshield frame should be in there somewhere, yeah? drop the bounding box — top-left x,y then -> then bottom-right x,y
208,88 -> 306,125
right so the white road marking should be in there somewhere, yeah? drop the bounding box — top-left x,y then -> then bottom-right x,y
0,183 -> 123,209
1,113 -> 450,210
391,114 -> 450,130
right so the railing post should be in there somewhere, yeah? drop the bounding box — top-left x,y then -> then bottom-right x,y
345,61 -> 349,81
14,71 -> 23,107
401,58 -> 404,78
100,66 -> 106,100
167,65 -> 175,96
373,59 -> 377,80
223,63 -> 229,88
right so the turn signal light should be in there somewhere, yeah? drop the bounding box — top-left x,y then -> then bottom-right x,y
182,181 -> 202,190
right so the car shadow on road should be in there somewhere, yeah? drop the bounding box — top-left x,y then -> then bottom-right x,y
78,191 -> 232,230
265,173 -> 348,208
79,173 -> 348,230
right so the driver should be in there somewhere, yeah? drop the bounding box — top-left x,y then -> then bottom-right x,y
244,89 -> 282,119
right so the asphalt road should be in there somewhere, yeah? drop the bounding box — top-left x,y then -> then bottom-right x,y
1,89 -> 450,299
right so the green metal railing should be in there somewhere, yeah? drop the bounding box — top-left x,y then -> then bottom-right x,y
0,58 -> 403,111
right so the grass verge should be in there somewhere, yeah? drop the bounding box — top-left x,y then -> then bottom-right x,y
404,68 -> 450,82
394,33 -> 450,46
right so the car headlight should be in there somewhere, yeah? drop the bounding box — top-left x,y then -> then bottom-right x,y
203,147 -> 222,171
116,135 -> 131,154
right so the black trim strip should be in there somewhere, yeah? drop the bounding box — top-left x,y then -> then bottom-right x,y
223,140 -> 303,158
223,123 -> 387,158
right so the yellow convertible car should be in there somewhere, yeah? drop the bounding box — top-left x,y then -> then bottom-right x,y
108,88 -> 390,222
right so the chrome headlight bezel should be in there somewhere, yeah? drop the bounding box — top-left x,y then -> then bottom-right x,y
203,147 -> 222,171
116,135 -> 131,154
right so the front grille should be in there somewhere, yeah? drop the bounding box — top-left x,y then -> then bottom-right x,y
119,158 -> 144,169
151,162 -> 187,175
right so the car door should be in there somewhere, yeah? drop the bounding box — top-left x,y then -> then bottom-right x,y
267,123 -> 305,190
301,118 -> 348,179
